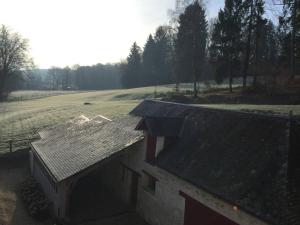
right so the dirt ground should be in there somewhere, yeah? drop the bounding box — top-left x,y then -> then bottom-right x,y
0,150 -> 50,225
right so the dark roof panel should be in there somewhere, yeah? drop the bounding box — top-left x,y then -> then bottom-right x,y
131,100 -> 295,225
156,109 -> 290,225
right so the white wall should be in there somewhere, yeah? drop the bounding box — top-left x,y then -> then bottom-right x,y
155,137 -> 164,157
30,151 -> 65,218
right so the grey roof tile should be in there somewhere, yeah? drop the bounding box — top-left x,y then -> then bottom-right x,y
32,116 -> 143,182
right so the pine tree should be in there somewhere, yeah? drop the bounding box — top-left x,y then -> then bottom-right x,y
254,20 -> 279,80
121,42 -> 142,88
142,35 -> 156,86
142,27 -> 174,87
175,1 -> 208,97
241,0 -> 265,88
153,26 -> 174,85
209,0 -> 243,92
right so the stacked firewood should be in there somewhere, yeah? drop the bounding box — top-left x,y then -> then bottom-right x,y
19,177 -> 50,220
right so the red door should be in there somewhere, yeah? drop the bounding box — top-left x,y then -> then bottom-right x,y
180,192 -> 239,225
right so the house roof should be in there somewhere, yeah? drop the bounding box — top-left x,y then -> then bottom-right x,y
31,115 -> 143,182
130,100 -> 195,118
130,100 -> 298,225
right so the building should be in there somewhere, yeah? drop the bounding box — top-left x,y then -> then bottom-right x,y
30,100 -> 300,225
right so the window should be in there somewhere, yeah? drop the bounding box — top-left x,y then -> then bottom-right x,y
143,171 -> 157,194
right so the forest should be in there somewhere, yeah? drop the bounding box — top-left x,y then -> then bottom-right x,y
121,0 -> 300,97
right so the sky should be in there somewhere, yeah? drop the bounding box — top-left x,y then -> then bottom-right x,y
0,0 -> 224,68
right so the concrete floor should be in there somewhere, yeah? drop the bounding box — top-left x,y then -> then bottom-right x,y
79,213 -> 148,225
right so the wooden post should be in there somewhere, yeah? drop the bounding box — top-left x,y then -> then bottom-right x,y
9,140 -> 12,153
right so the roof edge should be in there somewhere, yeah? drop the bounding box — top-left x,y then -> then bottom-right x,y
130,100 -> 291,121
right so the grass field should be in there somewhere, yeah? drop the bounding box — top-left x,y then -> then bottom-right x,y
6,90 -> 80,101
0,85 -> 300,154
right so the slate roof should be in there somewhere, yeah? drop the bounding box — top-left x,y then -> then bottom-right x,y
130,100 -> 299,225
31,115 -> 143,182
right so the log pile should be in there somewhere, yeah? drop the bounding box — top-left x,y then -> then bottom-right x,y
19,177 -> 50,220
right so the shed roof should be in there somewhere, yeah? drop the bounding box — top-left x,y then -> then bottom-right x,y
32,115 -> 143,182
130,100 -> 298,225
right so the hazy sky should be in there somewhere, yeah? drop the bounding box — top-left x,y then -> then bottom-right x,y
0,0 -> 224,68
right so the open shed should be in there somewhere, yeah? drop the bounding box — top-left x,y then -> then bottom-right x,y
30,115 -> 143,222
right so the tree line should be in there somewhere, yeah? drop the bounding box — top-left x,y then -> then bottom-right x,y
2,64 -> 122,92
0,0 -> 299,100
45,64 -> 121,90
121,0 -> 300,96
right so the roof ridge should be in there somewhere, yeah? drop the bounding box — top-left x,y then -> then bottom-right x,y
143,99 -> 290,120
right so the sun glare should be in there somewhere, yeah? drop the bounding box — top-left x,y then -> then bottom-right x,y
0,0 -> 224,68
0,0 -> 170,68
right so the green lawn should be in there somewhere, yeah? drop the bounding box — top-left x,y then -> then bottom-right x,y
0,86 -> 299,154
6,90 -> 80,101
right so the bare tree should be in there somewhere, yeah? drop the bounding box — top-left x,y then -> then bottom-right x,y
62,66 -> 71,90
47,67 -> 61,90
0,25 -> 32,100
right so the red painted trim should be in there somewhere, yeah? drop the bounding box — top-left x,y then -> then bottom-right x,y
146,135 -> 156,162
180,191 -> 239,225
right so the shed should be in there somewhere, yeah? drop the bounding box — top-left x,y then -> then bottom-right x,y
30,115 -> 143,220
